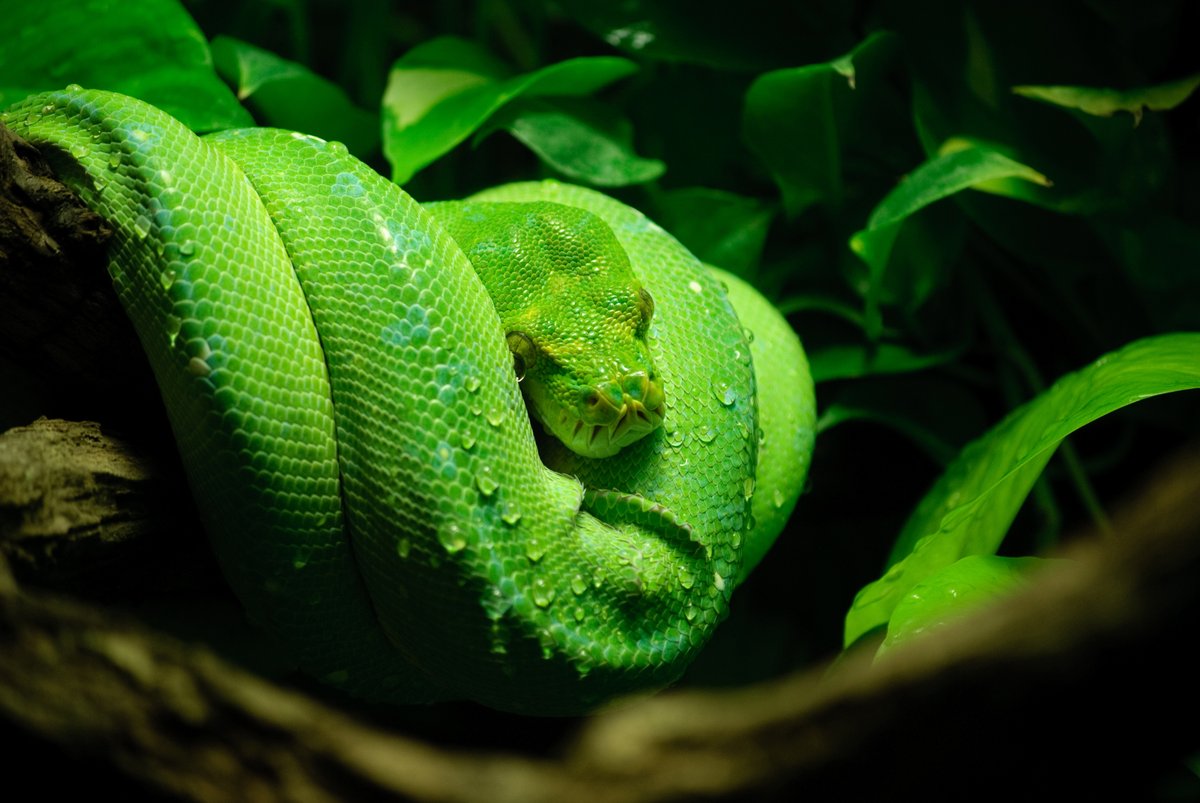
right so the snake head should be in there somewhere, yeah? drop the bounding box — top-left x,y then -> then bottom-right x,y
436,201 -> 666,458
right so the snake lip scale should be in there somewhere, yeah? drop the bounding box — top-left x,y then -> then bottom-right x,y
4,86 -> 815,715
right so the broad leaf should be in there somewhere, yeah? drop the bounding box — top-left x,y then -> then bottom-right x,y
850,145 -> 1050,338
1013,73 -> 1200,124
211,36 -> 378,157
382,37 -> 638,183
0,0 -> 250,132
875,555 -> 1058,658
844,333 -> 1200,647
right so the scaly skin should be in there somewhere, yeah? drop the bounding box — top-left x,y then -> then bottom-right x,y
4,88 -> 815,715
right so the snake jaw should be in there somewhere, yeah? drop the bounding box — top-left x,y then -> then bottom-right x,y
561,392 -> 665,458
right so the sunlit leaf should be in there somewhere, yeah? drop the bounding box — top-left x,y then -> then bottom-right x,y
0,0 -> 249,131
382,36 -> 637,183
1013,73 -> 1200,124
875,555 -> 1059,659
210,36 -> 378,157
485,98 -> 663,187
844,333 -> 1200,647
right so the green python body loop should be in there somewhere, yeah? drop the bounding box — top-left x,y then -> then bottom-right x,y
5,88 -> 815,715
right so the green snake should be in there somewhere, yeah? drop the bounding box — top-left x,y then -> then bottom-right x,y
5,87 -> 815,715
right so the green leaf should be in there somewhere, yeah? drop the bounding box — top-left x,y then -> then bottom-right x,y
1013,73 -> 1200,124
0,0 -> 250,132
651,188 -> 775,275
875,556 -> 1058,659
382,37 -> 638,183
808,341 -> 962,383
844,333 -> 1200,647
485,98 -> 663,187
210,36 -> 379,157
743,32 -> 895,217
850,145 -> 1050,339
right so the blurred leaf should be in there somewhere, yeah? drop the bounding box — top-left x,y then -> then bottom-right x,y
817,376 -> 986,465
851,145 -> 1050,339
875,555 -> 1058,659
551,0 -> 856,71
483,98 -> 664,187
844,333 -> 1200,647
652,188 -> 775,275
382,36 -> 637,183
1013,73 -> 1200,124
808,341 -> 963,383
743,32 -> 897,217
210,36 -> 378,157
0,0 -> 250,131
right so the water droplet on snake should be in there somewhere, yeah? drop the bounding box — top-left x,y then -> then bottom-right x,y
474,466 -> 498,496
464,375 -> 481,393
485,406 -> 505,427
133,215 -> 151,239
500,502 -> 522,526
396,537 -> 412,558
697,425 -> 717,444
69,142 -> 88,159
531,579 -> 555,608
65,83 -> 83,92
437,522 -> 467,553
773,488 -> 785,509
570,574 -> 587,595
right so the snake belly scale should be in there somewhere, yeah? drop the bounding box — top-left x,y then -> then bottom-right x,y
4,87 -> 814,714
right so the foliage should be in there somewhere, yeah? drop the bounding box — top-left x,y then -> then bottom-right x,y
2,0 -> 1198,758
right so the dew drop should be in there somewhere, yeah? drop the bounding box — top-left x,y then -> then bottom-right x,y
570,574 -> 587,595
573,606 -> 585,622
327,140 -> 348,154
41,104 -> 54,115
179,240 -> 196,256
531,578 -> 555,608
685,606 -> 697,622
525,537 -> 546,562
742,326 -> 755,343
665,429 -> 684,448
697,425 -> 717,444
437,522 -> 467,553
485,406 -> 505,427
107,153 -> 121,170
68,142 -> 88,159
396,537 -> 411,558
731,531 -> 742,548
474,466 -> 498,497
713,572 -> 726,592
133,215 -> 151,239
464,375 -> 481,393
676,566 -> 695,589
500,501 -> 522,526
773,488 -> 785,509
743,476 -> 755,500
158,268 -> 175,290
460,431 -> 476,450
65,83 -> 83,92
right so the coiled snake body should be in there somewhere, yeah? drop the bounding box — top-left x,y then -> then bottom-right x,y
6,88 -> 814,714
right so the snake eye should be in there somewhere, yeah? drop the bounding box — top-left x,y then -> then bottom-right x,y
505,331 -> 537,382
636,287 -> 655,331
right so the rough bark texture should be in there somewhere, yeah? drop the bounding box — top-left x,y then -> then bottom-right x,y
3,119 -> 1200,801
